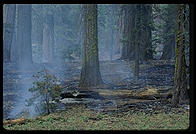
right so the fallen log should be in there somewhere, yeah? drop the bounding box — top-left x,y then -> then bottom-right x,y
3,118 -> 29,126
97,87 -> 174,100
60,90 -> 103,100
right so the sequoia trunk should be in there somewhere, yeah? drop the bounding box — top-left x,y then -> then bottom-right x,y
79,4 -> 103,88
172,4 -> 188,105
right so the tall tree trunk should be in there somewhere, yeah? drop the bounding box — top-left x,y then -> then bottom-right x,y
34,5 -> 43,63
172,4 -> 188,106
144,4 -> 153,61
161,34 -> 175,60
110,28 -> 113,61
117,6 -> 123,58
79,4 -> 103,88
134,4 -> 141,80
11,6 -> 18,63
3,4 -> 16,63
42,14 -> 54,63
161,4 -> 176,60
120,5 -> 136,61
135,37 -> 139,80
10,25 -> 17,62
120,7 -> 128,60
116,25 -> 121,55
140,4 -> 153,62
16,4 -> 32,65
129,5 -> 136,60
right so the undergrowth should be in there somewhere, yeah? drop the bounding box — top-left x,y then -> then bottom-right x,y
4,105 -> 190,130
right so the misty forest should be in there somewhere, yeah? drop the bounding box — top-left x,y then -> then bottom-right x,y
3,4 -> 190,130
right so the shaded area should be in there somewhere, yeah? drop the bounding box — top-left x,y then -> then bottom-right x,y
3,59 -> 188,120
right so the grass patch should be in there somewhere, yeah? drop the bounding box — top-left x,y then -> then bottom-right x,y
4,105 -> 189,130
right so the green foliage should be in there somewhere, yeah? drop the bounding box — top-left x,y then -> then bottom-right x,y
81,115 -> 88,122
28,69 -> 63,115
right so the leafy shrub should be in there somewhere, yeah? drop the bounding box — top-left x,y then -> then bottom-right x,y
28,69 -> 63,115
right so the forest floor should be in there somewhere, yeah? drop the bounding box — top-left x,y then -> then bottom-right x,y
3,104 -> 189,130
3,59 -> 190,130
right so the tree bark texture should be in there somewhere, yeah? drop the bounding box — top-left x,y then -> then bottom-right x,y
172,4 -> 188,106
79,4 -> 103,88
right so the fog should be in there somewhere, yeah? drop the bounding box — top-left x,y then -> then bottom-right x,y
3,4 -> 129,119
3,4 -> 190,120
